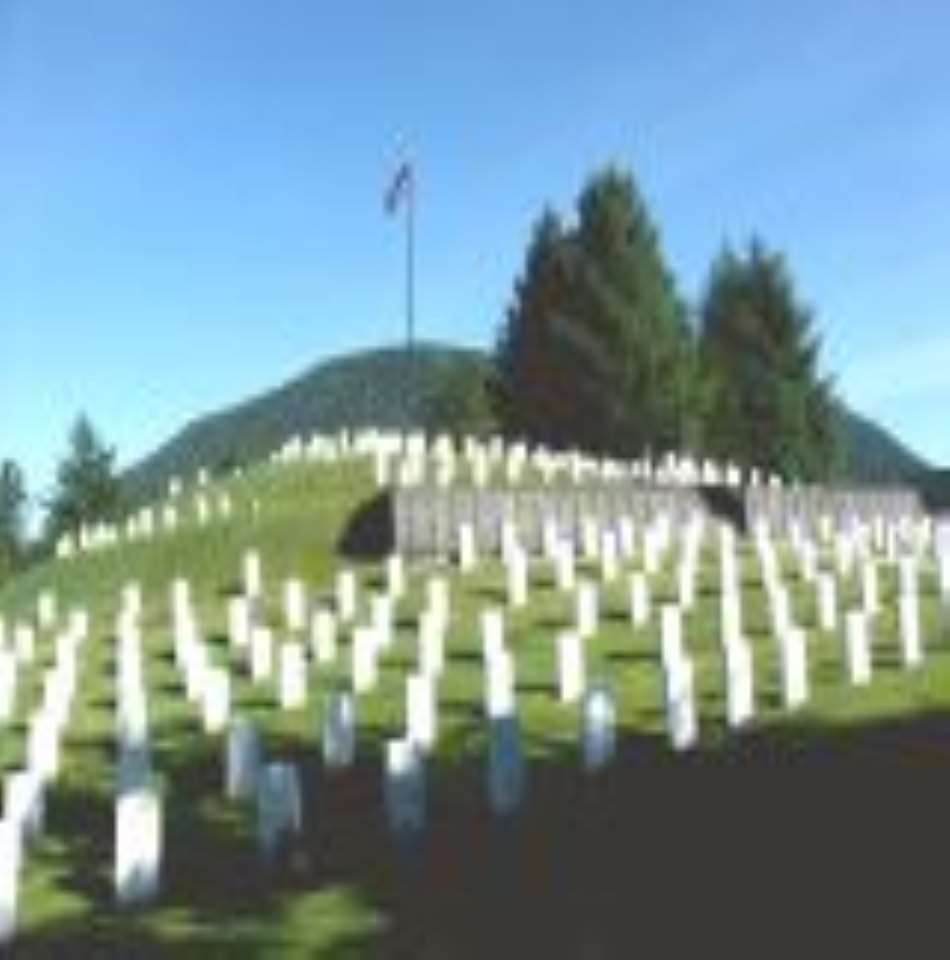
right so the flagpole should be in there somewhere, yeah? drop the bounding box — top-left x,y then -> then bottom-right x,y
406,165 -> 415,430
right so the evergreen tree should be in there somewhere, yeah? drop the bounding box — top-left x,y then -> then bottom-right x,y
44,414 -> 122,543
698,238 -> 842,481
494,167 -> 699,456
0,459 -> 27,580
494,207 -> 582,449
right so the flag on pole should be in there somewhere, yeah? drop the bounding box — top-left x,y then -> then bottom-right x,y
384,161 -> 412,216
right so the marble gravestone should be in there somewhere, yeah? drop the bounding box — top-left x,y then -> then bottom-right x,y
581,685 -> 616,772
556,631 -> 585,704
256,762 -> 303,865
488,715 -> 525,816
114,787 -> 163,908
225,717 -> 262,800
311,609 -> 338,665
0,818 -> 20,944
384,739 -> 426,843
322,691 -> 356,769
845,610 -> 872,686
278,643 -> 307,710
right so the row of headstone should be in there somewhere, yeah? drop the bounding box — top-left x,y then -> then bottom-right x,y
2,603 -> 89,942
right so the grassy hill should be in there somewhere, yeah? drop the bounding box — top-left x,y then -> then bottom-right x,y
2,446 -> 950,953
121,341 -> 945,508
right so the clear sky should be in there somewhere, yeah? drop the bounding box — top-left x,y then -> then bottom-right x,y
2,0 -> 948,531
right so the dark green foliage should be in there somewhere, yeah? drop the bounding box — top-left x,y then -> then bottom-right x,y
421,356 -> 497,442
495,168 -> 699,457
699,238 -> 842,482
44,414 -> 122,544
0,458 -> 27,581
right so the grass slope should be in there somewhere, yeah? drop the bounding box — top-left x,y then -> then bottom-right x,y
2,456 -> 950,955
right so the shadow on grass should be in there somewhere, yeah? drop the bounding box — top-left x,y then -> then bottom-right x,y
19,708 -> 950,957
337,492 -> 394,562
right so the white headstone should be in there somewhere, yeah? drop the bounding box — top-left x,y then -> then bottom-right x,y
386,554 -> 405,600
418,611 -> 444,678
278,644 -> 307,710
488,715 -> 524,815
3,771 -> 44,842
370,594 -> 394,650
26,714 -> 60,784
723,638 -> 754,728
426,577 -> 450,631
861,561 -> 879,617
227,596 -> 253,650
243,550 -> 262,598
481,609 -> 505,665
600,531 -> 619,583
663,654 -> 697,751
630,572 -> 650,630
485,649 -> 516,719
720,589 -> 742,650
844,611 -> 872,686
555,540 -> 576,593
384,739 -> 426,840
202,669 -> 231,734
581,686 -> 616,772
352,627 -> 378,694
37,591 -> 57,631
256,762 -> 302,863
507,548 -> 528,608
249,626 -> 274,682
899,591 -> 922,668
576,581 -> 599,640
115,787 -> 162,907
311,609 -> 338,665
0,818 -> 20,945
13,625 -> 34,666
458,523 -> 477,572
336,570 -> 357,624
660,605 -> 685,671
0,653 -> 16,723
225,718 -> 261,799
322,692 -> 356,769
556,631 -> 585,704
817,573 -> 838,633
779,628 -> 809,710
406,673 -> 437,752
283,579 -> 308,633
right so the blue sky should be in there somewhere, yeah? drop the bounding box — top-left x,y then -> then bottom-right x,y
2,1 -> 948,530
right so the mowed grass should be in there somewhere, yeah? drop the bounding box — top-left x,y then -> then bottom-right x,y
2,456 -> 950,957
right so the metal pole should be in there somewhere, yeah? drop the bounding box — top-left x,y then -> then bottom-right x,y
406,166 -> 416,430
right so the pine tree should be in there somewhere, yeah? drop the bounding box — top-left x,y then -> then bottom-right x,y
494,167 -> 698,457
699,238 -> 842,481
0,459 -> 27,580
44,414 -> 122,543
494,207 -> 583,449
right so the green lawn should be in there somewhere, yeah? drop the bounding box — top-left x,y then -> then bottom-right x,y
2,456 -> 949,957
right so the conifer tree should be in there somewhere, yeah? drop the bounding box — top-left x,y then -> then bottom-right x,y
699,238 -> 842,481
495,167 -> 699,456
0,459 -> 27,580
44,414 -> 122,543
